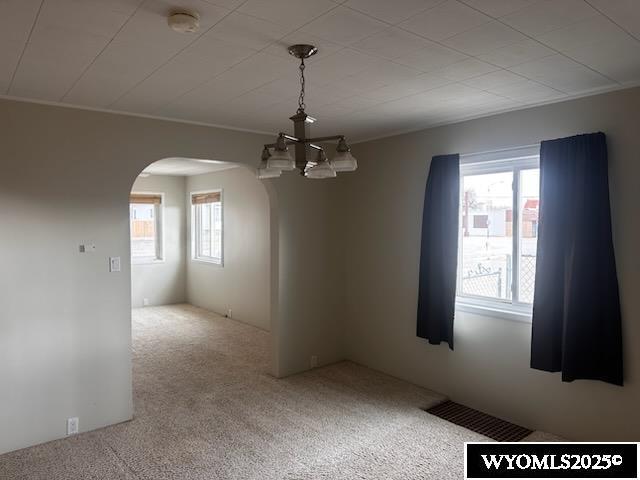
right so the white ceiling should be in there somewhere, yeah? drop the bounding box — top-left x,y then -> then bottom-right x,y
2,0 -> 640,141
142,157 -> 238,175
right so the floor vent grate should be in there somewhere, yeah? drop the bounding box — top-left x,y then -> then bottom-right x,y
425,400 -> 532,442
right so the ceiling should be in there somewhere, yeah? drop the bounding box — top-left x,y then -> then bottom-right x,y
3,0 -> 640,142
141,157 -> 238,175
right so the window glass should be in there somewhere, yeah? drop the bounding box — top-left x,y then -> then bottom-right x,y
461,171 -> 514,301
200,203 -> 212,257
192,193 -> 222,264
130,202 -> 161,260
518,169 -> 540,304
212,202 -> 222,261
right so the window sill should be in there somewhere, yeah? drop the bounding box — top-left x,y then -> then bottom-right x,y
455,299 -> 532,324
132,258 -> 165,265
191,257 -> 223,267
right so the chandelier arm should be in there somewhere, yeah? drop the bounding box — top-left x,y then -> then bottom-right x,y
264,142 -> 294,148
286,140 -> 323,149
283,140 -> 304,147
281,133 -> 301,142
264,141 -> 323,151
304,135 -> 345,143
264,134 -> 302,148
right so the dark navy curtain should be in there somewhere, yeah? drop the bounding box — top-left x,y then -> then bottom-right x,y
531,132 -> 623,386
417,154 -> 460,349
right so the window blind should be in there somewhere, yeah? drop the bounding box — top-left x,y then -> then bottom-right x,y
191,192 -> 221,204
130,194 -> 162,204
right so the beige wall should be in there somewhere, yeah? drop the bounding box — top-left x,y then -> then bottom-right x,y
0,99 -> 345,454
338,87 -> 640,441
186,167 -> 270,331
130,175 -> 186,308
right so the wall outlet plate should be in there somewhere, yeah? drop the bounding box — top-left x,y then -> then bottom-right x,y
67,417 -> 79,435
310,355 -> 318,368
143,298 -> 150,306
109,256 -> 121,272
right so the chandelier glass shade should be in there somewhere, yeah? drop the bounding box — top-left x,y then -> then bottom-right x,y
256,44 -> 357,180
330,137 -> 358,172
306,149 -> 337,179
331,151 -> 358,172
266,134 -> 295,171
256,147 -> 281,179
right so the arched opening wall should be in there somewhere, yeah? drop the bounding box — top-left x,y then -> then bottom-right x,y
0,98 -> 345,455
129,161 -> 272,333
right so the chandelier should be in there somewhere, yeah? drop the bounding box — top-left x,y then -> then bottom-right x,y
257,44 -> 358,180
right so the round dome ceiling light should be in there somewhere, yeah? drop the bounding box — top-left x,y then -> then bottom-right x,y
168,10 -> 200,33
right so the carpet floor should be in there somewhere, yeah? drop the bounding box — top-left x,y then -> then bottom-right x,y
0,304 -> 550,479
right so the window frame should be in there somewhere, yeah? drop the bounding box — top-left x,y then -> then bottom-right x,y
129,191 -> 165,265
456,145 -> 540,323
190,189 -> 224,266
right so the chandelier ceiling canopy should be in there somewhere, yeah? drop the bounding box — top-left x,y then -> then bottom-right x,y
257,44 -> 358,180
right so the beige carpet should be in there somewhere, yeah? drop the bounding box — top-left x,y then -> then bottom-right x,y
0,304 -> 548,479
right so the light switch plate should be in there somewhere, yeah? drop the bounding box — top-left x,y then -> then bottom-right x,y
79,244 -> 96,253
109,257 -> 121,272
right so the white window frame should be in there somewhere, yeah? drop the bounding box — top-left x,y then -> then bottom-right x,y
456,145 -> 540,323
130,192 -> 165,265
191,189 -> 224,266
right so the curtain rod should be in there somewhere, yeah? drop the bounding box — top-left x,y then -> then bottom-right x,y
459,143 -> 540,159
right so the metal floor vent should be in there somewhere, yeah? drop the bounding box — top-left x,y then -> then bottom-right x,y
425,400 -> 532,442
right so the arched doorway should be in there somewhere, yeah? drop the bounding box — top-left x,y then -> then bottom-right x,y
127,157 -> 278,380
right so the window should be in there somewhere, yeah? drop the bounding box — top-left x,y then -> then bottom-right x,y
457,147 -> 540,320
130,193 -> 163,263
191,190 -> 223,264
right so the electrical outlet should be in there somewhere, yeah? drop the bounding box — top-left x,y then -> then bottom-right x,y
310,355 -> 318,368
67,417 -> 79,436
143,298 -> 150,307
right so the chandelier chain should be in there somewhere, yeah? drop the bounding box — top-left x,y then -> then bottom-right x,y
298,58 -> 306,112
